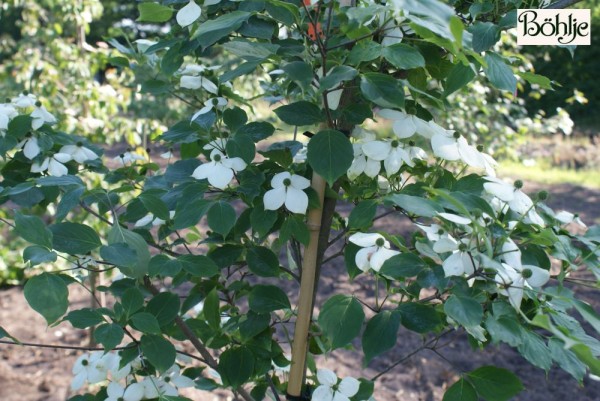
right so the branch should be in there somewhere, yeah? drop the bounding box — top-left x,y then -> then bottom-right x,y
143,278 -> 255,401
545,0 -> 586,8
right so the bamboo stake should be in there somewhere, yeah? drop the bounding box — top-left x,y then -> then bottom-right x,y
287,173 -> 327,398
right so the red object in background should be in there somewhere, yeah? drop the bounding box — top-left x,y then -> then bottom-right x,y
307,22 -> 324,41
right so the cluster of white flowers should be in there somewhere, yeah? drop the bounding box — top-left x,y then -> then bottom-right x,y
1,93 -> 100,177
348,110 -> 498,181
71,351 -> 194,401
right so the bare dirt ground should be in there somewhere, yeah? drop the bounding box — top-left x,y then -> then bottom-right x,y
1,181 -> 599,401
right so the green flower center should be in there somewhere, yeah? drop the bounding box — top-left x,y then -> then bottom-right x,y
164,376 -> 171,383
283,178 -> 292,187
375,238 -> 385,247
522,268 -> 533,279
213,154 -> 222,162
514,180 -> 523,189
35,101 -> 42,107
408,140 -> 415,147
476,144 -> 484,152
76,141 -> 83,147
391,140 -> 399,148
81,360 -> 89,366
212,98 -> 220,106
458,243 -> 467,252
453,132 -> 461,139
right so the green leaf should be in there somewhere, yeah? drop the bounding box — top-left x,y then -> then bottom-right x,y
274,101 -> 324,126
484,314 -> 523,347
146,292 -> 180,327
283,61 -> 315,90
248,285 -> 290,313
220,60 -> 262,83
517,331 -> 552,371
265,0 -> 299,26
548,338 -> 586,382
444,63 -> 476,96
362,310 -> 401,364
318,295 -> 364,350
444,295 -> 483,328
218,346 -> 255,388
397,302 -> 442,333
121,288 -> 144,318
385,194 -> 443,217
178,254 -> 219,277
250,206 -> 278,237
100,243 -> 138,269
469,22 -> 500,52
380,254 -> 427,279
348,200 -> 377,230
484,53 -> 516,93
239,312 -> 271,340
319,66 -> 358,92
280,215 -> 310,246
207,201 -> 236,237
130,312 -> 162,335
348,41 -> 382,65
141,334 -> 176,373
223,39 -> 279,60
15,212 -> 53,249
137,3 -> 173,23
0,326 -> 18,342
7,115 -> 32,138
382,44 -> 426,70
223,107 -> 248,132
517,71 -> 553,90
360,73 -> 405,108
192,11 -> 251,48
443,379 -> 478,401
94,323 -> 124,351
24,273 -> 68,324
65,308 -> 104,329
107,225 -> 150,278
226,133 -> 256,164
307,129 -> 354,186
203,288 -> 221,330
571,344 -> 600,377
247,246 -> 280,277
174,198 -> 212,230
237,121 -> 276,142
467,366 -> 524,401
139,193 -> 170,221
50,222 -> 101,254
149,254 -> 182,277
23,245 -> 57,266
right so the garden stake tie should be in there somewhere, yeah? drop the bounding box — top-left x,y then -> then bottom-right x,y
287,173 -> 327,399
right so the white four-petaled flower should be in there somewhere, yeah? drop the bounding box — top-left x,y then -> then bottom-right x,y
104,382 -> 144,401
30,153 -> 71,177
263,172 -> 310,214
191,149 -> 246,189
312,369 -> 360,401
60,143 -> 98,163
349,232 -> 400,272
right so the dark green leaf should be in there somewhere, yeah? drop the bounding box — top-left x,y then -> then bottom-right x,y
15,212 -> 53,249
397,302 -> 442,333
149,254 -> 182,277
318,295 -> 364,349
380,254 -> 427,278
265,0 -> 299,26
517,331 -> 552,371
307,129 -> 353,186
192,11 -> 251,48
247,246 -> 280,277
280,215 -> 310,246
100,243 -> 138,269
385,194 -> 443,217
283,61 -> 314,90
223,107 -> 248,131
203,288 -> 221,330
65,308 -> 104,329
517,71 -> 553,90
484,53 -> 516,93
469,22 -> 500,52
146,292 -> 180,327
250,206 -> 278,237
174,198 -> 212,230
121,288 -> 144,317
360,73 -> 405,108
444,295 -> 483,328
248,285 -> 290,313
24,273 -> 68,324
226,133 -> 256,164
94,323 -> 124,351
549,338 -> 586,382
178,254 -> 219,277
139,193 -> 170,221
207,201 -> 236,237
443,379 -> 478,401
444,63 -> 476,96
107,226 -> 150,278
362,310 -> 401,363
218,346 -> 255,388
382,44 -> 426,70
23,245 -> 57,266
237,121 -> 276,142
274,101 -> 323,126
348,200 -> 377,230
239,312 -> 271,340
50,222 -> 101,254
319,66 -> 358,92
141,334 -> 176,373
130,312 -> 162,335
467,366 -> 524,401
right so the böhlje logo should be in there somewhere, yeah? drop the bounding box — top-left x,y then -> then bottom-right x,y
517,9 -> 591,45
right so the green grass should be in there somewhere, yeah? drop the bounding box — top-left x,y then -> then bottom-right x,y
497,160 -> 600,189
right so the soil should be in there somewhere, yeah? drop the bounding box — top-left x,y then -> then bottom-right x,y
1,181 -> 599,401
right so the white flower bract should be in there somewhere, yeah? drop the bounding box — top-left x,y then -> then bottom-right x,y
176,0 -> 202,27
263,172 -> 310,214
312,369 -> 360,401
349,232 -> 400,272
191,149 -> 246,189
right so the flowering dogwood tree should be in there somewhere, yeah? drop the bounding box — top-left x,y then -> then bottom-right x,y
1,0 -> 600,401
